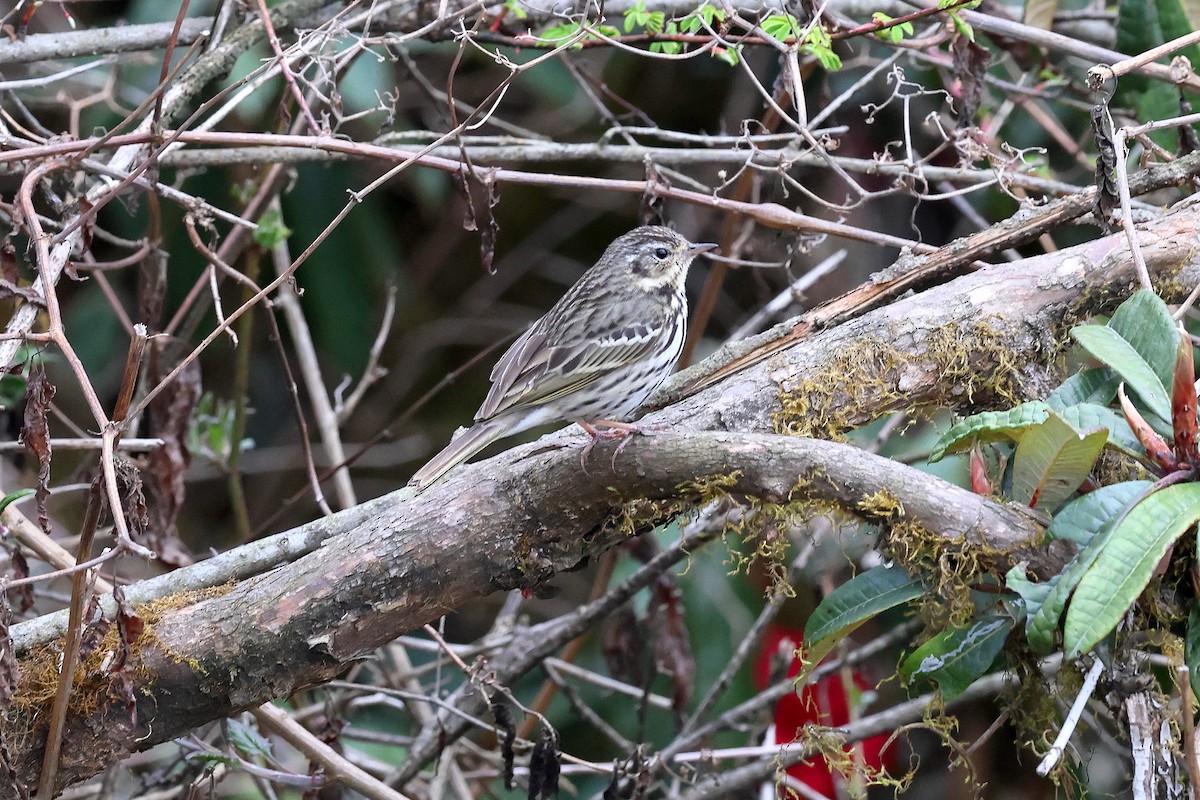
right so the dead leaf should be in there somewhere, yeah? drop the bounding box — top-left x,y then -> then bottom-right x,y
19,367 -> 54,536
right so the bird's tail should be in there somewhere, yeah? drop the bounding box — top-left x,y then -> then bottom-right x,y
409,419 -> 514,491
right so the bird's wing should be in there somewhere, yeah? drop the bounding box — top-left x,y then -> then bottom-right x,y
475,314 -> 667,421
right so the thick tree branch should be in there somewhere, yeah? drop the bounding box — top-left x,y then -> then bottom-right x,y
7,433 -> 1037,791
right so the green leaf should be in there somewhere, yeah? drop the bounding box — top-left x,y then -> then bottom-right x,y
1057,402 -> 1143,458
947,9 -> 974,38
1010,411 -> 1108,511
1108,289 -> 1181,393
624,0 -> 648,31
1157,0 -> 1200,71
1071,324 -> 1171,422
900,616 -> 1013,699
761,13 -> 801,40
872,12 -> 914,42
540,21 -> 583,42
650,21 -> 681,53
799,23 -> 841,70
680,4 -> 722,32
713,44 -> 741,66
1006,564 -> 1054,617
1116,0 -> 1163,92
1065,483 -> 1200,657
252,207 -> 292,249
804,43 -> 842,70
227,717 -> 273,760
799,565 -> 923,685
1046,368 -> 1118,410
805,564 -> 924,647
930,402 -> 1052,461
0,488 -> 33,515
502,0 -> 528,20
1019,483 -> 1151,652
1046,480 -> 1153,544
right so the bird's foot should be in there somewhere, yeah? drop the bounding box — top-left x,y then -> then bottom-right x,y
577,419 -> 664,471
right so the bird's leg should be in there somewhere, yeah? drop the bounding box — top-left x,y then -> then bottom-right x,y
577,419 -> 657,470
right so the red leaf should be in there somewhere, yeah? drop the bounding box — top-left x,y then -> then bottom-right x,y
969,446 -> 992,495
1119,384 -> 1177,473
1172,335 -> 1199,466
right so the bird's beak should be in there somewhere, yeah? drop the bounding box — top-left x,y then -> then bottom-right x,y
688,242 -> 719,255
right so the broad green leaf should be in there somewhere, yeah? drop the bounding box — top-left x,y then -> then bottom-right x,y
1108,289 -> 1181,393
1046,480 -> 1153,544
799,565 -> 923,681
805,564 -> 924,646
1006,564 -> 1054,617
930,402 -> 1052,461
1046,368 -> 1118,410
1021,483 -> 1150,652
1071,324 -> 1171,421
1137,83 -> 1188,151
1115,0 -> 1162,97
1057,402 -> 1143,458
1011,411 -> 1107,511
1065,483 -> 1200,657
900,615 -> 1013,699
1157,0 -> 1200,74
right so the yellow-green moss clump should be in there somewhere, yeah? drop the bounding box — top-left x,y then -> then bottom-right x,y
10,583 -> 234,749
772,319 -> 1026,440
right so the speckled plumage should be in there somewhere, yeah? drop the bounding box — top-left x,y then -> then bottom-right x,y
409,226 -> 715,490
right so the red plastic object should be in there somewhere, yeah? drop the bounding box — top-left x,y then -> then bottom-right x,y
752,624 -> 894,797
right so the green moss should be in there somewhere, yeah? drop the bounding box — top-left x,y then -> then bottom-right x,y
772,319 -> 1028,441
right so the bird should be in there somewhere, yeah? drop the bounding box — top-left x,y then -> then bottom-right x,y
409,225 -> 717,490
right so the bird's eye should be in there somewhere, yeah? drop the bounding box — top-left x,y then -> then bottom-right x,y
653,247 -> 669,259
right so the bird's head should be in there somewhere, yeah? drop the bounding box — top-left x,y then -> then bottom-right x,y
602,226 -> 718,293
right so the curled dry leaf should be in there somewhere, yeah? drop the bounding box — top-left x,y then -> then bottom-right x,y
19,367 -> 54,537
648,575 -> 695,714
527,727 -> 560,800
602,604 -> 646,689
950,36 -> 990,129
491,696 -> 517,790
640,161 -> 670,226
147,336 -> 202,567
110,585 -> 144,674
1092,103 -> 1120,229
454,164 -> 502,274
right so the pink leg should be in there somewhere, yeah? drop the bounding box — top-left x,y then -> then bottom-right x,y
577,419 -> 660,471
